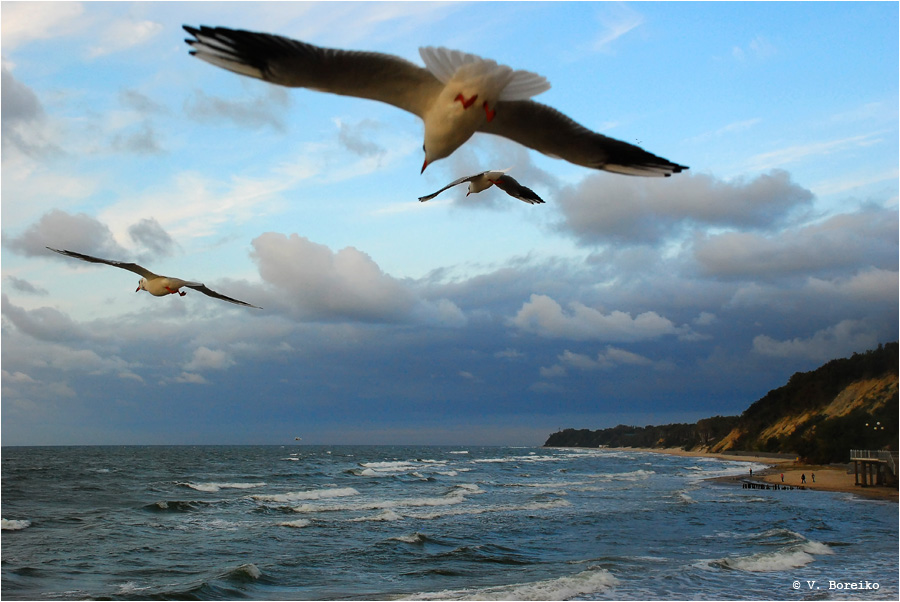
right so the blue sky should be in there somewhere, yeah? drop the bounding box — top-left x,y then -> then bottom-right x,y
2,1 -> 897,446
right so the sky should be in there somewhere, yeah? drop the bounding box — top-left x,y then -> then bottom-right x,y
1,1 -> 897,446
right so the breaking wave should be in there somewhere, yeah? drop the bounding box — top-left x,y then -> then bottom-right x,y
2,518 -> 31,530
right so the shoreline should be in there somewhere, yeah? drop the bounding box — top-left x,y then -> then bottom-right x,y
605,446 -> 898,502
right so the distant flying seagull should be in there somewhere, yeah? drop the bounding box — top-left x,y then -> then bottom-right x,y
419,169 -> 544,205
183,25 -> 688,177
46,247 -> 261,309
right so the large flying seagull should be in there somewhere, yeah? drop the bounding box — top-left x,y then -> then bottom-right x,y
183,25 -> 688,176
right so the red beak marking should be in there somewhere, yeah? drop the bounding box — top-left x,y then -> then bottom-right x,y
454,93 -> 478,109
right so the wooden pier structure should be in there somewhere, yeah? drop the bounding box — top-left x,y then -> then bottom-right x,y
850,449 -> 898,487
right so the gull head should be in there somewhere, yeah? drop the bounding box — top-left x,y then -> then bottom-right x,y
136,277 -> 148,293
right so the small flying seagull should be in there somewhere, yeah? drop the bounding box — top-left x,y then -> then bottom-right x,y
46,247 -> 261,309
183,25 -> 687,176
419,169 -> 544,205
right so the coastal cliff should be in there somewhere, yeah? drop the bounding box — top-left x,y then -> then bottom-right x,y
544,343 -> 898,464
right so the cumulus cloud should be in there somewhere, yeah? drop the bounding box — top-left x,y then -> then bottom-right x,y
693,205 -> 898,279
128,218 -> 176,257
752,319 -> 880,361
1,66 -> 58,158
554,169 -> 814,246
184,87 -> 291,131
185,347 -> 235,372
174,372 -> 208,385
510,293 -> 680,342
541,346 -> 657,378
1,294 -> 87,343
4,276 -> 48,296
0,2 -> 86,50
3,209 -> 126,258
111,123 -> 163,155
251,232 -> 417,322
335,118 -> 386,158
87,18 -> 163,58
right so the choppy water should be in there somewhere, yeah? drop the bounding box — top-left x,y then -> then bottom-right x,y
2,445 -> 897,600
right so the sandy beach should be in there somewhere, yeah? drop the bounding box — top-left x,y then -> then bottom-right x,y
613,447 -> 898,501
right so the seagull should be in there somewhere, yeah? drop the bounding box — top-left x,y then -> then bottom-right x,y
419,169 -> 544,205
183,25 -> 688,177
46,247 -> 261,309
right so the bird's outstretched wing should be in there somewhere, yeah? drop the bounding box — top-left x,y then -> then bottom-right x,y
183,283 -> 262,309
493,175 -> 545,205
46,247 -> 160,279
479,100 -> 688,176
183,25 -> 442,118
418,172 -> 485,202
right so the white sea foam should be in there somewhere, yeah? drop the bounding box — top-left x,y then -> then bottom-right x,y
116,582 -> 151,595
409,498 -> 571,521
181,482 -> 266,493
391,532 -> 428,544
349,509 -> 403,522
277,518 -> 311,528
449,451 -> 469,454
252,487 -> 359,503
290,492 -> 469,514
711,539 -> 833,572
1,518 -> 32,530
408,566 -> 617,600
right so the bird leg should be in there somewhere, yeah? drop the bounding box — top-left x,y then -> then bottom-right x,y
454,93 -> 478,109
165,286 -> 187,297
482,101 -> 496,122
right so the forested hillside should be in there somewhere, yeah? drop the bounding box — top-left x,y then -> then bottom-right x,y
544,343 -> 898,464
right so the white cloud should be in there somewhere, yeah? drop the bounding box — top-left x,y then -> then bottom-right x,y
510,294 -> 678,342
540,346 -> 657,379
732,35 -> 776,61
87,19 -> 163,58
174,372 -> 208,385
592,3 -> 645,51
251,232 -> 417,322
555,170 -> 813,246
0,2 -> 86,51
752,319 -> 880,361
694,206 -> 897,279
745,131 -> 887,172
185,347 -> 235,372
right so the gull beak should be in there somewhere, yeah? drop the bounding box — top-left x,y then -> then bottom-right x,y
420,158 -> 429,174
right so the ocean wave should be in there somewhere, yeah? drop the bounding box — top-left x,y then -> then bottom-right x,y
144,500 -> 211,512
223,563 -> 262,581
407,566 -> 617,600
710,538 -> 833,572
409,498 -> 572,521
349,509 -> 403,522
251,487 -> 359,503
277,518 -> 311,528
390,532 -> 430,545
1,518 -> 32,530
289,492 -> 469,515
179,481 -> 266,493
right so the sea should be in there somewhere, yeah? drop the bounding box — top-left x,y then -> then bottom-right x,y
2,445 -> 897,601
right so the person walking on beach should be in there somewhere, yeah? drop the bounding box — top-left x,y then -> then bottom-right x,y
801,473 -> 806,484
811,473 -> 815,483
749,468 -> 752,477
781,473 -> 784,482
